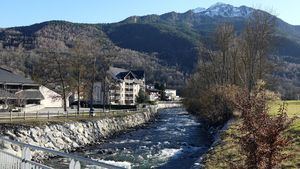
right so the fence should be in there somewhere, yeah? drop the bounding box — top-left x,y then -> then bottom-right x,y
156,101 -> 182,104
0,137 -> 125,169
0,108 -> 142,123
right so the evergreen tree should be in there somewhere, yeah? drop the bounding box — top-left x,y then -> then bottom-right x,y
136,89 -> 150,103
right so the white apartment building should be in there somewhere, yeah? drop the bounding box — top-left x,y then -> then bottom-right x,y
93,67 -> 145,105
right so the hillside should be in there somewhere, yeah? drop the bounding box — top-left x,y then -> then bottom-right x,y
0,21 -> 185,89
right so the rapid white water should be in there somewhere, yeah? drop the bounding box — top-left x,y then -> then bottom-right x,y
46,108 -> 212,169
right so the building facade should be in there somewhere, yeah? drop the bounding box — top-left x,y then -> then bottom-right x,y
146,85 -> 161,101
93,67 -> 145,105
165,89 -> 177,101
0,67 -> 44,109
0,67 -> 66,111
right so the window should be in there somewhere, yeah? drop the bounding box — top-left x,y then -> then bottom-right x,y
23,85 -> 39,90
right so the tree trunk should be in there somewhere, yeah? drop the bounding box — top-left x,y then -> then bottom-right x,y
222,51 -> 226,85
62,85 -> 67,112
233,54 -> 237,85
103,79 -> 106,113
77,70 -> 80,114
56,58 -> 67,112
89,57 -> 96,116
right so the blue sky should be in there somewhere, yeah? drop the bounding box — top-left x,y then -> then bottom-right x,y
1,0 -> 300,28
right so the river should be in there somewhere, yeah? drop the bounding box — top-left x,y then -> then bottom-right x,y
46,108 -> 213,169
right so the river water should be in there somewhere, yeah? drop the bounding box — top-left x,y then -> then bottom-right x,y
46,108 -> 212,169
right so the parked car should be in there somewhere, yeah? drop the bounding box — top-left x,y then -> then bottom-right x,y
70,101 -> 88,108
11,108 -> 21,112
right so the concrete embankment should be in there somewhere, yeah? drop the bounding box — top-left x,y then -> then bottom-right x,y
0,102 -> 181,158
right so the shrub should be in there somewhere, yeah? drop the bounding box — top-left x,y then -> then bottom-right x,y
233,85 -> 294,169
183,84 -> 240,126
136,89 -> 150,104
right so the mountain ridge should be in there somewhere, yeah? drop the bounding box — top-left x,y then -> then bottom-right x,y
192,2 -> 254,18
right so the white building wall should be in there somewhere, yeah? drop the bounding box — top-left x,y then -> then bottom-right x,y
165,89 -> 177,101
40,86 -> 66,108
120,81 -> 126,105
132,83 -> 140,104
93,82 -> 104,104
149,92 -> 160,101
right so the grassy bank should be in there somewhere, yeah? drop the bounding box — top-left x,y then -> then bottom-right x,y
203,100 -> 300,169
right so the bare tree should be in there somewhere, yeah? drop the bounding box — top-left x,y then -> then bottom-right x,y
0,88 -> 13,111
215,23 -> 235,85
86,53 -> 109,115
34,51 -> 72,112
239,11 -> 276,93
15,90 -> 26,108
89,56 -> 97,115
69,40 -> 94,114
183,11 -> 277,127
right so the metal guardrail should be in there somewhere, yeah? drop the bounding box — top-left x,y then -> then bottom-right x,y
0,148 -> 52,169
0,137 -> 125,169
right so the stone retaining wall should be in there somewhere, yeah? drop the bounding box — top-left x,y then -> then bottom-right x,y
0,103 -> 181,158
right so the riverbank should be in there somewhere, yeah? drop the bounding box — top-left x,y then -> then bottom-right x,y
188,117 -> 233,169
201,100 -> 300,169
0,102 -> 181,159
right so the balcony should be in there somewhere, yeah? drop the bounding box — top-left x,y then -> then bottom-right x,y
112,90 -> 121,93
114,96 -> 121,100
125,79 -> 134,83
125,86 -> 133,89
125,97 -> 133,100
125,91 -> 133,94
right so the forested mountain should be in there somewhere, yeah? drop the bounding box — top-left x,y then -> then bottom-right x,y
103,3 -> 300,71
0,3 -> 299,97
0,21 -> 185,89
